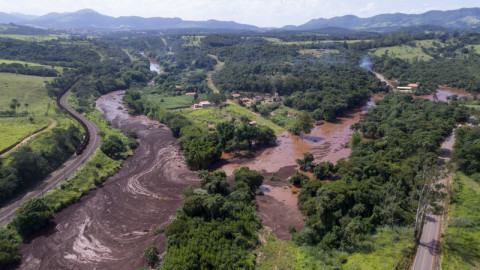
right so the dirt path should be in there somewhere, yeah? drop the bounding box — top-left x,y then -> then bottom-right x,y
0,90 -> 100,227
0,119 -> 57,158
18,91 -> 199,270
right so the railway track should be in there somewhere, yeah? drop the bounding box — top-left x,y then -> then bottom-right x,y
0,89 -> 101,227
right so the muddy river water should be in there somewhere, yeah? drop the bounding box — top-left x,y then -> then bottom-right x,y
18,91 -> 199,269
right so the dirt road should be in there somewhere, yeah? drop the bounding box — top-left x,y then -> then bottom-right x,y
0,119 -> 57,158
0,90 -> 100,227
18,91 -> 199,269
412,132 -> 455,270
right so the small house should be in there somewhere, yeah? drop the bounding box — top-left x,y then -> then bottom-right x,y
253,96 -> 264,101
199,101 -> 212,108
232,94 -> 241,99
287,111 -> 298,119
397,86 -> 412,93
185,92 -> 196,96
249,121 -> 257,126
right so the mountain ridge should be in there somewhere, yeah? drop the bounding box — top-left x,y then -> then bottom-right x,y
0,7 -> 479,31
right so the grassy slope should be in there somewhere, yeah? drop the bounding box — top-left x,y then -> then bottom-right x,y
0,73 -> 56,151
0,34 -> 68,41
442,172 -> 480,269
0,59 -> 64,73
181,103 -> 285,134
343,227 -> 416,269
370,44 -> 433,62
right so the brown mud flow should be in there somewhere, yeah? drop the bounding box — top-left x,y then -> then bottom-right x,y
220,95 -> 381,240
18,91 -> 199,270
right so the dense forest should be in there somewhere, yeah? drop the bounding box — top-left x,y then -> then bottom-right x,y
452,126 -> 480,180
295,94 -> 467,255
161,168 -> 263,269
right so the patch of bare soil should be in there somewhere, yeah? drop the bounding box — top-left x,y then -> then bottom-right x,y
18,91 -> 199,270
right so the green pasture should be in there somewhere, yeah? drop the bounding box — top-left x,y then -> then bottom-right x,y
262,37 -> 372,45
0,72 -> 56,151
0,34 -> 68,41
146,94 -> 207,110
0,58 -> 64,73
442,172 -> 480,269
180,102 -> 285,134
370,44 -> 433,62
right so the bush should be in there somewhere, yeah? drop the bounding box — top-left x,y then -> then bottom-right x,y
143,246 -> 159,265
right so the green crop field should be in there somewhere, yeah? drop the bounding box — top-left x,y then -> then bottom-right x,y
262,37 -> 371,45
145,94 -> 207,110
0,59 -> 64,73
442,172 -> 480,269
0,34 -> 69,41
0,72 -> 56,151
370,44 -> 433,62
180,102 -> 285,134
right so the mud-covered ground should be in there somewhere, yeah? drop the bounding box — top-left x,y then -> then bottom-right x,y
219,96 -> 380,240
18,91 -> 199,270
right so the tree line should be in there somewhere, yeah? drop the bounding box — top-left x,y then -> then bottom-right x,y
293,94 -> 467,254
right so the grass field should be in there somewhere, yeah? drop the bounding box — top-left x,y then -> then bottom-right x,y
370,44 -> 433,62
442,172 -> 480,269
0,72 -> 55,151
257,235 -> 324,269
0,59 -> 64,73
145,94 -> 207,110
181,35 -> 205,46
0,34 -> 68,41
343,227 -> 416,269
180,102 -> 285,134
262,37 -> 372,46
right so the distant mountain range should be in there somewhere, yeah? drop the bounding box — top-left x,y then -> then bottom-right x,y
0,8 -> 480,32
0,9 -> 261,31
286,8 -> 480,31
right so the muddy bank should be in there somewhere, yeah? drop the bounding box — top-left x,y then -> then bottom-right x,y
417,87 -> 475,102
219,96 -> 381,240
18,91 -> 199,270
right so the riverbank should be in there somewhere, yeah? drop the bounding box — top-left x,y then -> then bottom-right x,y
18,91 -> 199,269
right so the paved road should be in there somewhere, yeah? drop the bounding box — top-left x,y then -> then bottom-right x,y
412,133 -> 455,270
0,90 -> 101,227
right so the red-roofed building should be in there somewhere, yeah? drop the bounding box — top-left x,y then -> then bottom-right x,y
232,94 -> 241,99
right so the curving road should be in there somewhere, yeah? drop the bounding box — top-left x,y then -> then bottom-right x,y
0,90 -> 101,227
412,132 -> 455,270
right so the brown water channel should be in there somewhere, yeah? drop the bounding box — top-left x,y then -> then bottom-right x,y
18,91 -> 199,269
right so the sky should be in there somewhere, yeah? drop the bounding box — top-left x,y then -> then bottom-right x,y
2,0 -> 479,27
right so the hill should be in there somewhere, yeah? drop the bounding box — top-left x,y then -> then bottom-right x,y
287,8 -> 480,31
10,9 -> 260,31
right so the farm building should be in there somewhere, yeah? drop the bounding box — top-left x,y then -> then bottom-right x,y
198,101 -> 212,107
397,86 -> 413,92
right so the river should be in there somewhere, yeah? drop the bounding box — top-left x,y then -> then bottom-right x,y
18,91 -> 199,269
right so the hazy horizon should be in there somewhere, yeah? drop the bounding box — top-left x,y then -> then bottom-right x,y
2,0 -> 480,27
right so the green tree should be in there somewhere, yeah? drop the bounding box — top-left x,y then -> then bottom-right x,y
143,246 -> 159,266
233,167 -> 264,191
9,198 -> 54,238
292,112 -> 313,135
100,135 -> 127,159
207,93 -> 226,105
